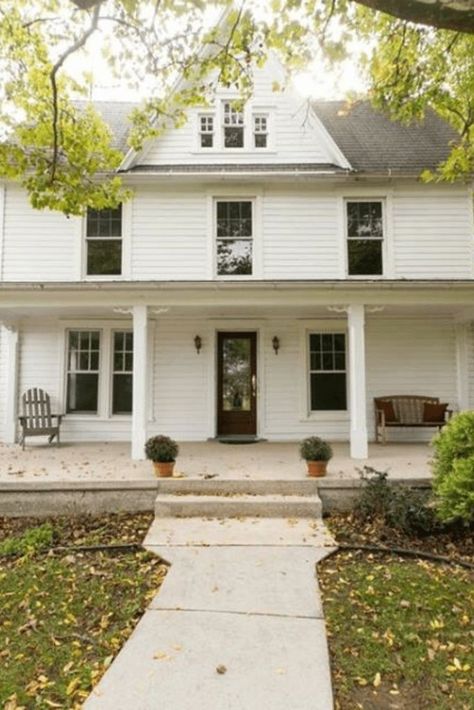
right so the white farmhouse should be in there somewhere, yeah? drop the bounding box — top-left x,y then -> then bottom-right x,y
0,55 -> 473,461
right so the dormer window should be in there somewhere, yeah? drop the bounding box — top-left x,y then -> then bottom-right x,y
199,114 -> 214,148
223,101 -> 244,148
253,115 -> 268,148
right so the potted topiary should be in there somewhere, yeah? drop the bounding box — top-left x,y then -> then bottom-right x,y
299,436 -> 333,477
145,435 -> 179,478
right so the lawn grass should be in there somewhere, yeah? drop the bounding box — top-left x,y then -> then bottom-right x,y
319,551 -> 474,710
0,514 -> 167,709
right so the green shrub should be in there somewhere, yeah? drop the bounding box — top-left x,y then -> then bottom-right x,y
355,467 -> 440,536
432,411 -> 474,523
0,523 -> 54,558
299,436 -> 333,461
144,435 -> 179,462
434,454 -> 474,523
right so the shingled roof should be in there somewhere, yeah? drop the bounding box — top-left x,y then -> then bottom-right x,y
312,100 -> 457,174
83,98 -> 457,175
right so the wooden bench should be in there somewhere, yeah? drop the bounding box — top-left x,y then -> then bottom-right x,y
18,388 -> 63,450
374,395 -> 452,444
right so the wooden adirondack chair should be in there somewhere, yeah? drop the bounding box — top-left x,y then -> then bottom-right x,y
18,388 -> 63,450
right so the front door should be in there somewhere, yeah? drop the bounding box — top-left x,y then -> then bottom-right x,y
217,332 -> 257,436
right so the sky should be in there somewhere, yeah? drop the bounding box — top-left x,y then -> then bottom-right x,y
65,8 -> 368,104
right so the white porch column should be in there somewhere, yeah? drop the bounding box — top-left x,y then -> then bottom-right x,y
455,322 -> 470,411
348,304 -> 368,459
3,325 -> 19,444
132,305 -> 148,460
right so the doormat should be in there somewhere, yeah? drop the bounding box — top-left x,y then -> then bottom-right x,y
217,436 -> 262,445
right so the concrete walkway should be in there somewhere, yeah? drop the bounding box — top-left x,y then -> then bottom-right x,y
84,519 -> 336,710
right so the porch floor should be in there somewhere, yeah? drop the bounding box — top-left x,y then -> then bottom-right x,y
0,440 -> 432,483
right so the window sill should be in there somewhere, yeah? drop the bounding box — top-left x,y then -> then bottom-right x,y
300,411 -> 349,422
190,149 -> 277,155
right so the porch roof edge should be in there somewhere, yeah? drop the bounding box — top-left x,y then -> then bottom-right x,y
0,279 -> 473,293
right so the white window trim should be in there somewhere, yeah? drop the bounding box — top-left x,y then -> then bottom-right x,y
298,321 -> 350,422
193,102 -> 276,153
60,321 -> 133,420
81,201 -> 131,281
343,196 -> 390,280
210,194 -> 263,280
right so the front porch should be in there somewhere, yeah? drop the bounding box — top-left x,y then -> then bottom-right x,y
0,440 -> 432,483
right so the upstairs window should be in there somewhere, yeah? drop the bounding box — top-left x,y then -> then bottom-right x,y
309,333 -> 347,411
199,114 -> 214,147
223,102 -> 244,148
216,200 -> 253,276
253,115 -> 268,148
86,206 -> 122,276
66,330 -> 100,414
347,201 -> 383,276
112,331 -> 133,414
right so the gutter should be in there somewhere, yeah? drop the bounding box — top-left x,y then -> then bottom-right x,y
0,279 -> 473,292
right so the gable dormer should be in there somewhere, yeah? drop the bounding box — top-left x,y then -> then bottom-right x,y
121,54 -> 350,171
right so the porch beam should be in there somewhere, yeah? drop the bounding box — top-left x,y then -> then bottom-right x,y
3,324 -> 19,444
347,304 -> 368,459
131,305 -> 148,460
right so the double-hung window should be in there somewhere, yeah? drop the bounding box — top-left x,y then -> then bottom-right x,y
199,114 -> 214,147
223,101 -> 244,148
112,331 -> 133,414
216,200 -> 253,276
309,333 -> 347,411
66,331 -> 101,413
253,115 -> 268,148
346,201 -> 384,276
86,206 -> 122,276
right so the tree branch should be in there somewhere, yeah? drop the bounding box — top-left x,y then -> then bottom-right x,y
49,3 -> 102,182
352,0 -> 474,34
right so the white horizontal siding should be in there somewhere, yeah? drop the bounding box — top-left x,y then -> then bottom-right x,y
262,190 -> 341,279
366,318 -> 457,440
131,188 -> 208,279
0,327 -> 6,441
469,323 -> 474,409
2,185 -> 78,281
150,319 -> 210,440
392,188 -> 473,278
1,315 -> 462,445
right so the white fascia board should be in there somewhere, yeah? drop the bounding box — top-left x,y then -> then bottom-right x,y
309,108 -> 352,170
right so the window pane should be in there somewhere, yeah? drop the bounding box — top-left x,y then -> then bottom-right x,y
67,373 -> 99,413
224,126 -> 244,148
322,334 -> 333,352
347,201 -> 383,238
113,374 -> 133,414
125,332 -> 133,350
348,240 -> 383,276
87,206 -> 122,238
255,134 -> 267,148
217,239 -> 252,275
311,373 -> 347,410
114,352 -> 123,371
334,353 -> 346,370
87,240 -> 122,276
217,201 -> 252,238
201,133 -> 213,147
125,352 -> 133,371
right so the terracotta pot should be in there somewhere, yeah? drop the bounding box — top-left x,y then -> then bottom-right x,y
306,460 -> 328,477
153,461 -> 175,478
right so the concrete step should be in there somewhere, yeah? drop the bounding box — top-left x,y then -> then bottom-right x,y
154,492 -> 322,518
156,479 -> 319,496
144,516 -> 335,548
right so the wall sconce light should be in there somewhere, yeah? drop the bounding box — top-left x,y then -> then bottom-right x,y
194,335 -> 202,354
272,336 -> 280,355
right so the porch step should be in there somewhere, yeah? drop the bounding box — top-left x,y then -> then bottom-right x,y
144,516 -> 335,548
154,492 -> 322,519
156,479 -> 319,496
